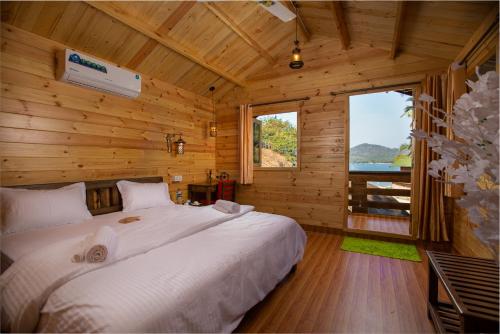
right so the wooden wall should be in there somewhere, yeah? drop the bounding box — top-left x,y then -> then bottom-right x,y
453,207 -> 494,259
217,97 -> 347,229
216,38 -> 450,230
0,24 -> 215,200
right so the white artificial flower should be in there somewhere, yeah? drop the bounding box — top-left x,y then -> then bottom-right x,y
412,70 -> 499,256
419,93 -> 436,103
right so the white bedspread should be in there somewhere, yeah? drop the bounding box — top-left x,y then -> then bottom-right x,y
0,204 -> 255,332
37,211 -> 305,332
1,206 -> 306,333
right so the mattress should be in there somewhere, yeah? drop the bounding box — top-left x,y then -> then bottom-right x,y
1,205 -> 306,332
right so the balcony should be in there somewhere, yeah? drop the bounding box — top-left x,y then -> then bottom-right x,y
348,170 -> 412,237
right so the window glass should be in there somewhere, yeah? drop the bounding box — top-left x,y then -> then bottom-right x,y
254,112 -> 298,168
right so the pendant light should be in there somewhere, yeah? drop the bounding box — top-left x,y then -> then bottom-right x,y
209,86 -> 217,137
289,5 -> 304,70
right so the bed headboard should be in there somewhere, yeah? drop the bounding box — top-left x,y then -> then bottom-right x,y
9,177 -> 164,216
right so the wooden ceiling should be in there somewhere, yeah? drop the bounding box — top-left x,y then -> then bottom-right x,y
1,1 -> 497,101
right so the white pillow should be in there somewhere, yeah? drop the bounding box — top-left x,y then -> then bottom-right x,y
1,182 -> 92,235
117,181 -> 173,212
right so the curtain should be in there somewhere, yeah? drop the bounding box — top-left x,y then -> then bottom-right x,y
239,104 -> 253,185
412,73 -> 450,241
445,63 -> 467,198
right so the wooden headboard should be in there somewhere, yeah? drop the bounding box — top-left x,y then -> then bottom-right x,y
10,177 -> 164,216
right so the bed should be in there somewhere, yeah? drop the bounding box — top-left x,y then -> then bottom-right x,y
0,177 -> 307,333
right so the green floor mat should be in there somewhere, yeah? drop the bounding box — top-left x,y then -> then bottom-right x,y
341,236 -> 422,262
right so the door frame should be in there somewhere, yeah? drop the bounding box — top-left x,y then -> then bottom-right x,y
342,83 -> 421,240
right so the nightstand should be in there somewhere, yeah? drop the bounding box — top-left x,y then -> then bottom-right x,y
188,183 -> 218,205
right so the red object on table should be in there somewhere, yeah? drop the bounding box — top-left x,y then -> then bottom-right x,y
216,180 -> 236,202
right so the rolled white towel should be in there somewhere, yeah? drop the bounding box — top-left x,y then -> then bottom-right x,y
214,199 -> 241,214
72,234 -> 92,263
72,226 -> 118,263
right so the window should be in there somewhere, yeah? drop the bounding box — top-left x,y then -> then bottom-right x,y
253,111 -> 298,168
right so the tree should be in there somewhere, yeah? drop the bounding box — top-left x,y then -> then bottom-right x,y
393,95 -> 413,167
261,116 -> 297,165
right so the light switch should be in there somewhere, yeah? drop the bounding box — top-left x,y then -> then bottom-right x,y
172,175 -> 183,182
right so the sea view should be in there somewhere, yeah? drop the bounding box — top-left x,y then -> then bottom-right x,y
349,162 -> 401,172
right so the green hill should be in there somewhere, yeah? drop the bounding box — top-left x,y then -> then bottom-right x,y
350,143 -> 399,163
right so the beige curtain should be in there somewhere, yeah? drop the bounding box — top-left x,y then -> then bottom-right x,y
239,104 -> 253,185
445,63 -> 467,198
412,73 -> 450,241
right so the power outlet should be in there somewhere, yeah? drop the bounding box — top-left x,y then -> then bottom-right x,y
172,175 -> 183,183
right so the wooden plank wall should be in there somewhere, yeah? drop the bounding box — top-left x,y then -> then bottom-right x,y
0,24 -> 215,200
216,43 -> 449,230
217,96 -> 348,230
453,207 -> 495,259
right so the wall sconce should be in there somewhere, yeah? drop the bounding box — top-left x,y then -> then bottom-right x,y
209,86 -> 217,137
165,133 -> 186,155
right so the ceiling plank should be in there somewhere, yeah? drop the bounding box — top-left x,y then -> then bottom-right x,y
156,2 -> 196,36
283,1 -> 310,43
204,2 -> 275,65
330,1 -> 350,50
126,39 -> 159,69
85,1 -> 245,87
389,1 -> 406,59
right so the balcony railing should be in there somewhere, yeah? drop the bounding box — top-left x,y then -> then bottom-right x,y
348,171 -> 411,216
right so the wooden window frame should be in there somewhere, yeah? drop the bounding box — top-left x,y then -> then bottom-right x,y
252,109 -> 301,171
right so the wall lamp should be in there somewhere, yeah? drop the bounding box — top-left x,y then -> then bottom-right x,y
165,133 -> 186,155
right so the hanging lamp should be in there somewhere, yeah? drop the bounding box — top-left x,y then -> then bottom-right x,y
289,5 -> 304,70
209,86 -> 217,137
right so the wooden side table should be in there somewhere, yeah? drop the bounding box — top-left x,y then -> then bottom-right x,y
188,183 -> 217,205
427,251 -> 499,333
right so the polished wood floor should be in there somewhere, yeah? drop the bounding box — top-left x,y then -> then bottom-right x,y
347,213 -> 411,236
236,232 -> 434,333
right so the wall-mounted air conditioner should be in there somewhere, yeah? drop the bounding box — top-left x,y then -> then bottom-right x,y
56,49 -> 141,99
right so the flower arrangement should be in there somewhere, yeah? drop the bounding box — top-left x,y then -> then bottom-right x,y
412,70 -> 499,256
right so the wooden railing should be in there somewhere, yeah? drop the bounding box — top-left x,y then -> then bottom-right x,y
348,171 -> 411,215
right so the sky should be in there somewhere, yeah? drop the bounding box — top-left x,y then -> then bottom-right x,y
349,91 -> 412,149
257,112 -> 297,127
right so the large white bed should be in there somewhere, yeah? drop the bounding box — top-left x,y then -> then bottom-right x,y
1,178 -> 306,333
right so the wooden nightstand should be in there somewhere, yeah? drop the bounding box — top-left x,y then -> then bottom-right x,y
188,183 -> 218,205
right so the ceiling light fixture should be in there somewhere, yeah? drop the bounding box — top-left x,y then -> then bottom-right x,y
289,4 -> 304,70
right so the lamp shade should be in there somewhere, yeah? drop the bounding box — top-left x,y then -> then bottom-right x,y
209,121 -> 217,137
289,41 -> 304,69
175,136 -> 186,155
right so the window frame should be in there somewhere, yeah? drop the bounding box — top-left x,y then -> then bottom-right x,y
252,109 -> 301,171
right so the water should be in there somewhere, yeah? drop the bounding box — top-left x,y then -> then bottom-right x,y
349,162 -> 401,172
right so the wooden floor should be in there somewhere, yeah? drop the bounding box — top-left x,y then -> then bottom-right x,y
236,232 -> 434,333
347,214 -> 411,236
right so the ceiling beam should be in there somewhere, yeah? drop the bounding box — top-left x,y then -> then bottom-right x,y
330,1 -> 350,50
389,1 -> 406,59
86,1 -> 246,87
204,2 -> 275,65
454,9 -> 499,63
283,1 -> 310,43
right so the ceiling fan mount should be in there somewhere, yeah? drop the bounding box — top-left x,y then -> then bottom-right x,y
258,1 -> 296,22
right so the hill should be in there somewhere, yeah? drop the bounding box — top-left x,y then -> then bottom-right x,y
350,143 -> 399,163
261,148 -> 293,167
